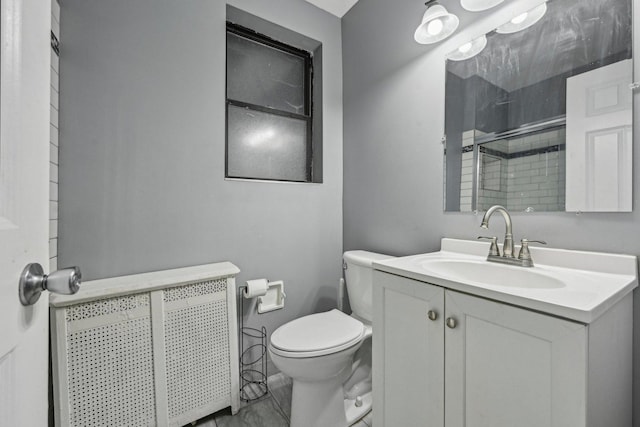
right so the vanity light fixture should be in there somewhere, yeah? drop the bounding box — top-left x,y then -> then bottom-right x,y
414,0 -> 460,44
460,0 -> 504,12
496,2 -> 548,34
447,35 -> 487,60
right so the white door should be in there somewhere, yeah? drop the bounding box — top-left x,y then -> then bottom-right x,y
444,290 -> 586,427
565,59 -> 633,212
372,271 -> 445,427
0,0 -> 52,425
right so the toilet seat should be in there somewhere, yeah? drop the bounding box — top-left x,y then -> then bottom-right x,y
270,309 -> 365,358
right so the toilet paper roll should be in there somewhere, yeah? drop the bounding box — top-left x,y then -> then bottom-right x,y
244,278 -> 269,298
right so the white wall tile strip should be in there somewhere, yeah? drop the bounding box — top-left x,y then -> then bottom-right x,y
50,0 -> 60,271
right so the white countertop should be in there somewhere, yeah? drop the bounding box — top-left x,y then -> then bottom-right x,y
373,238 -> 638,323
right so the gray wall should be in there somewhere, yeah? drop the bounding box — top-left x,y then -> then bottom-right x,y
342,0 -> 640,423
58,0 -> 342,341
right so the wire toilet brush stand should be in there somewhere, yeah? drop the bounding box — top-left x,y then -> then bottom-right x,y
238,286 -> 268,402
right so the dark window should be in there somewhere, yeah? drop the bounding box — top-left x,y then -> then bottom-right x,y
226,23 -> 313,182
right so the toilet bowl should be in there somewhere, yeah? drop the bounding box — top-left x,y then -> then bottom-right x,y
269,309 -> 372,427
268,251 -> 393,427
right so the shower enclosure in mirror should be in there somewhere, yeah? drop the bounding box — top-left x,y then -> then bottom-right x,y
444,0 -> 633,213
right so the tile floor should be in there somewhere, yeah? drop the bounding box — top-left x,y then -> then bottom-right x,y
193,373 -> 372,427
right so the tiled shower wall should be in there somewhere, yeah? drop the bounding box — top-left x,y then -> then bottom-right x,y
459,131 -> 475,212
461,128 -> 566,212
477,138 -> 509,209
477,154 -> 508,208
50,0 -> 60,271
503,129 -> 565,212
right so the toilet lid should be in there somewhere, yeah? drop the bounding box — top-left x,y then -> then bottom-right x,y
270,309 -> 364,356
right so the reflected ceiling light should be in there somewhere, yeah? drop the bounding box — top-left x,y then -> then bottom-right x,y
460,0 -> 504,12
447,35 -> 487,61
496,2 -> 547,34
414,1 -> 460,44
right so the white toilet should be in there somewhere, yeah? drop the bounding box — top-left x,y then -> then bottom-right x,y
268,250 -> 393,427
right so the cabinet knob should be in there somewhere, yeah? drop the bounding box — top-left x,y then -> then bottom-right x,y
446,317 -> 457,329
427,310 -> 438,321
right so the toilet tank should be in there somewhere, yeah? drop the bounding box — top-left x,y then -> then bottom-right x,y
343,250 -> 394,323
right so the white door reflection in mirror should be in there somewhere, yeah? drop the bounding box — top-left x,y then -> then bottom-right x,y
566,59 -> 632,212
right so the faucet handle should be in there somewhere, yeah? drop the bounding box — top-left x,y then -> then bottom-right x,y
518,238 -> 547,261
478,236 -> 500,257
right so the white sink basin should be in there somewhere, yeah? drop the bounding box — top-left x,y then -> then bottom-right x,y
420,259 -> 565,289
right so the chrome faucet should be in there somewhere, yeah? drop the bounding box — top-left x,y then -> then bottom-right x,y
479,205 -> 546,267
480,205 -> 514,258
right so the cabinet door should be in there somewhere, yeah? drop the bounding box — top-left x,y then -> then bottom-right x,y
373,272 -> 445,427
444,290 -> 587,427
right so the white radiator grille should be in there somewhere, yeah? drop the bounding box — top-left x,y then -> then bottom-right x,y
51,264 -> 239,427
164,281 -> 230,420
65,294 -> 150,321
66,295 -> 156,427
163,278 -> 227,301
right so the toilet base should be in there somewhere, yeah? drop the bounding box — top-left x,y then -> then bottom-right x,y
345,391 -> 372,426
290,376 -> 349,427
289,381 -> 372,427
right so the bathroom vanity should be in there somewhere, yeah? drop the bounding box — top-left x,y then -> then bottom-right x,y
372,238 -> 637,427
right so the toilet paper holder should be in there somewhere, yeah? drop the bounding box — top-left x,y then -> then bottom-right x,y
257,280 -> 286,314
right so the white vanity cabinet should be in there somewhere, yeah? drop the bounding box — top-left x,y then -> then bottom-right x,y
372,270 -> 633,427
372,271 -> 446,427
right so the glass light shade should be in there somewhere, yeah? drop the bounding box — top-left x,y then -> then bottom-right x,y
447,35 -> 488,61
496,3 -> 547,34
460,0 -> 504,12
427,18 -> 444,35
511,12 -> 528,24
414,4 -> 460,44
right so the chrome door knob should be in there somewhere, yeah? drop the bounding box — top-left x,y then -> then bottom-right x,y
446,317 -> 457,329
19,263 -> 81,306
427,310 -> 438,321
46,267 -> 82,295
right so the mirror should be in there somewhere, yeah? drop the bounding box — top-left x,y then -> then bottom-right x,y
444,0 -> 633,213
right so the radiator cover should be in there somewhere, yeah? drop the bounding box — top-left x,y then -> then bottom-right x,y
50,263 -> 240,427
